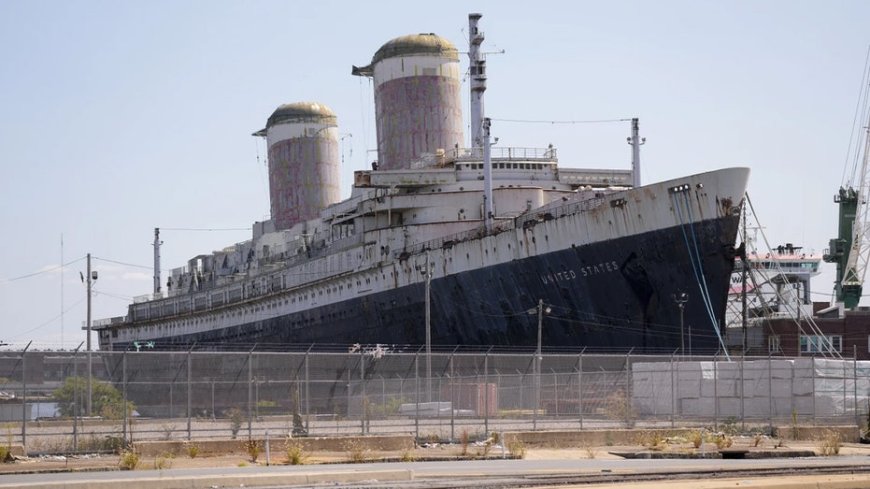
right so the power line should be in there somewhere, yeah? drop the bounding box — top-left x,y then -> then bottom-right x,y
8,297 -> 86,340
490,117 -> 632,125
93,288 -> 134,302
2,256 -> 86,282
92,256 -> 152,270
161,227 -> 250,232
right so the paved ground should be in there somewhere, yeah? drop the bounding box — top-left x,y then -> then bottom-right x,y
3,439 -> 870,488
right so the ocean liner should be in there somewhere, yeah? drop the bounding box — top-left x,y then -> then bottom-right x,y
95,14 -> 749,354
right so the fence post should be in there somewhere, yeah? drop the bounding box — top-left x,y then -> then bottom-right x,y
533,351 -> 539,431
73,350 -> 79,452
123,352 -> 128,447
187,350 -> 192,440
670,351 -> 675,429
414,348 -> 420,440
767,352 -> 773,432
790,360 -> 795,424
449,353 -> 455,442
811,356 -> 816,425
484,349 -> 490,436
854,345 -> 859,428
21,347 -> 27,449
553,370 -> 559,418
360,348 -> 366,435
380,375 -> 386,422
247,350 -> 253,440
578,350 -> 584,429
625,349 -> 633,428
304,348 -> 311,435
844,356 -> 848,422
740,352 -> 745,431
713,352 -> 718,431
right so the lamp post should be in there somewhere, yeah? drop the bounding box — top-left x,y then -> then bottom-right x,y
672,292 -> 688,355
421,251 -> 433,402
528,299 -> 551,430
84,253 -> 98,416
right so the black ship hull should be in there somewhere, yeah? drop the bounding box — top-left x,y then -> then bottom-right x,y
109,214 -> 739,354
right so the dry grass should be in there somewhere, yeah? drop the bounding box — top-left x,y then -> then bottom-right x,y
242,440 -> 262,463
818,430 -> 841,456
343,439 -> 369,463
153,452 -> 173,470
460,430 -> 470,457
118,449 -> 140,470
184,442 -> 200,459
507,439 -> 526,459
690,430 -> 703,449
284,439 -> 308,465
582,441 -> 598,459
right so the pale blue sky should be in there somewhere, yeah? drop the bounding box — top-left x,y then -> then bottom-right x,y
1,0 -> 869,349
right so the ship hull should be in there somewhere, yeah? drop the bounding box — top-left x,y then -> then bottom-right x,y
108,215 -> 739,354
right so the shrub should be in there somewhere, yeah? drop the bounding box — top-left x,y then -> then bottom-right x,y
119,449 -> 139,470
154,453 -> 173,470
53,377 -> 135,420
0,445 -> 11,463
159,424 -> 175,441
344,439 -> 369,463
507,439 -> 526,459
714,434 -> 733,449
400,448 -> 417,462
242,440 -> 262,463
185,442 -> 200,459
285,439 -> 307,465
582,441 -> 597,459
818,430 -> 841,456
225,408 -> 244,439
604,390 -> 635,428
690,430 -> 703,449
637,431 -> 666,451
460,429 -> 469,456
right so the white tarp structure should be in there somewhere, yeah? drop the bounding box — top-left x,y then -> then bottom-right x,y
632,358 -> 870,419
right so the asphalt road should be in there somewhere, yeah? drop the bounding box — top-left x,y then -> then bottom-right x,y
5,456 -> 870,488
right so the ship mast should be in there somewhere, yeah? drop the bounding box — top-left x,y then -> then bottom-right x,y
468,13 -> 493,232
627,117 -> 645,187
153,227 -> 162,296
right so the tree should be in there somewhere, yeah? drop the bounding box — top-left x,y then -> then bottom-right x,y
53,376 -> 134,420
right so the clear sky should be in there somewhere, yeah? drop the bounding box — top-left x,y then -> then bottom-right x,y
1,0 -> 869,349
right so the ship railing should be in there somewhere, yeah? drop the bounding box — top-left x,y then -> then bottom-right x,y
400,220 -> 515,257
453,146 -> 558,161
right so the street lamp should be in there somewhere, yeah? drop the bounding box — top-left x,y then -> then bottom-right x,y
672,292 -> 688,355
527,299 -> 551,430
418,251 -> 434,402
83,253 -> 98,416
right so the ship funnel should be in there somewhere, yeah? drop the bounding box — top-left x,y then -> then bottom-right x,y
353,33 -> 464,170
256,102 -> 340,231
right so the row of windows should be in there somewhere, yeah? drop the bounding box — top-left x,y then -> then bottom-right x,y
768,335 -> 844,353
461,163 -> 555,171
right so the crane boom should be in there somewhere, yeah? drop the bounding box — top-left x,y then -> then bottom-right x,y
840,127 -> 870,308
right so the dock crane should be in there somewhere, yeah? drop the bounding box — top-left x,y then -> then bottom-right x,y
823,62 -> 870,309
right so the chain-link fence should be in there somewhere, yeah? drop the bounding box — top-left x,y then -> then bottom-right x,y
0,348 -> 867,454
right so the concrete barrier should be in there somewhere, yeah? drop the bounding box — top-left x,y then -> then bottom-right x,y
134,434 -> 415,457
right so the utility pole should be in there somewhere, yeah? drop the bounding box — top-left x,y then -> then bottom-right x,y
86,253 -> 92,416
424,250 -> 432,402
533,299 -> 550,430
85,253 -> 97,416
